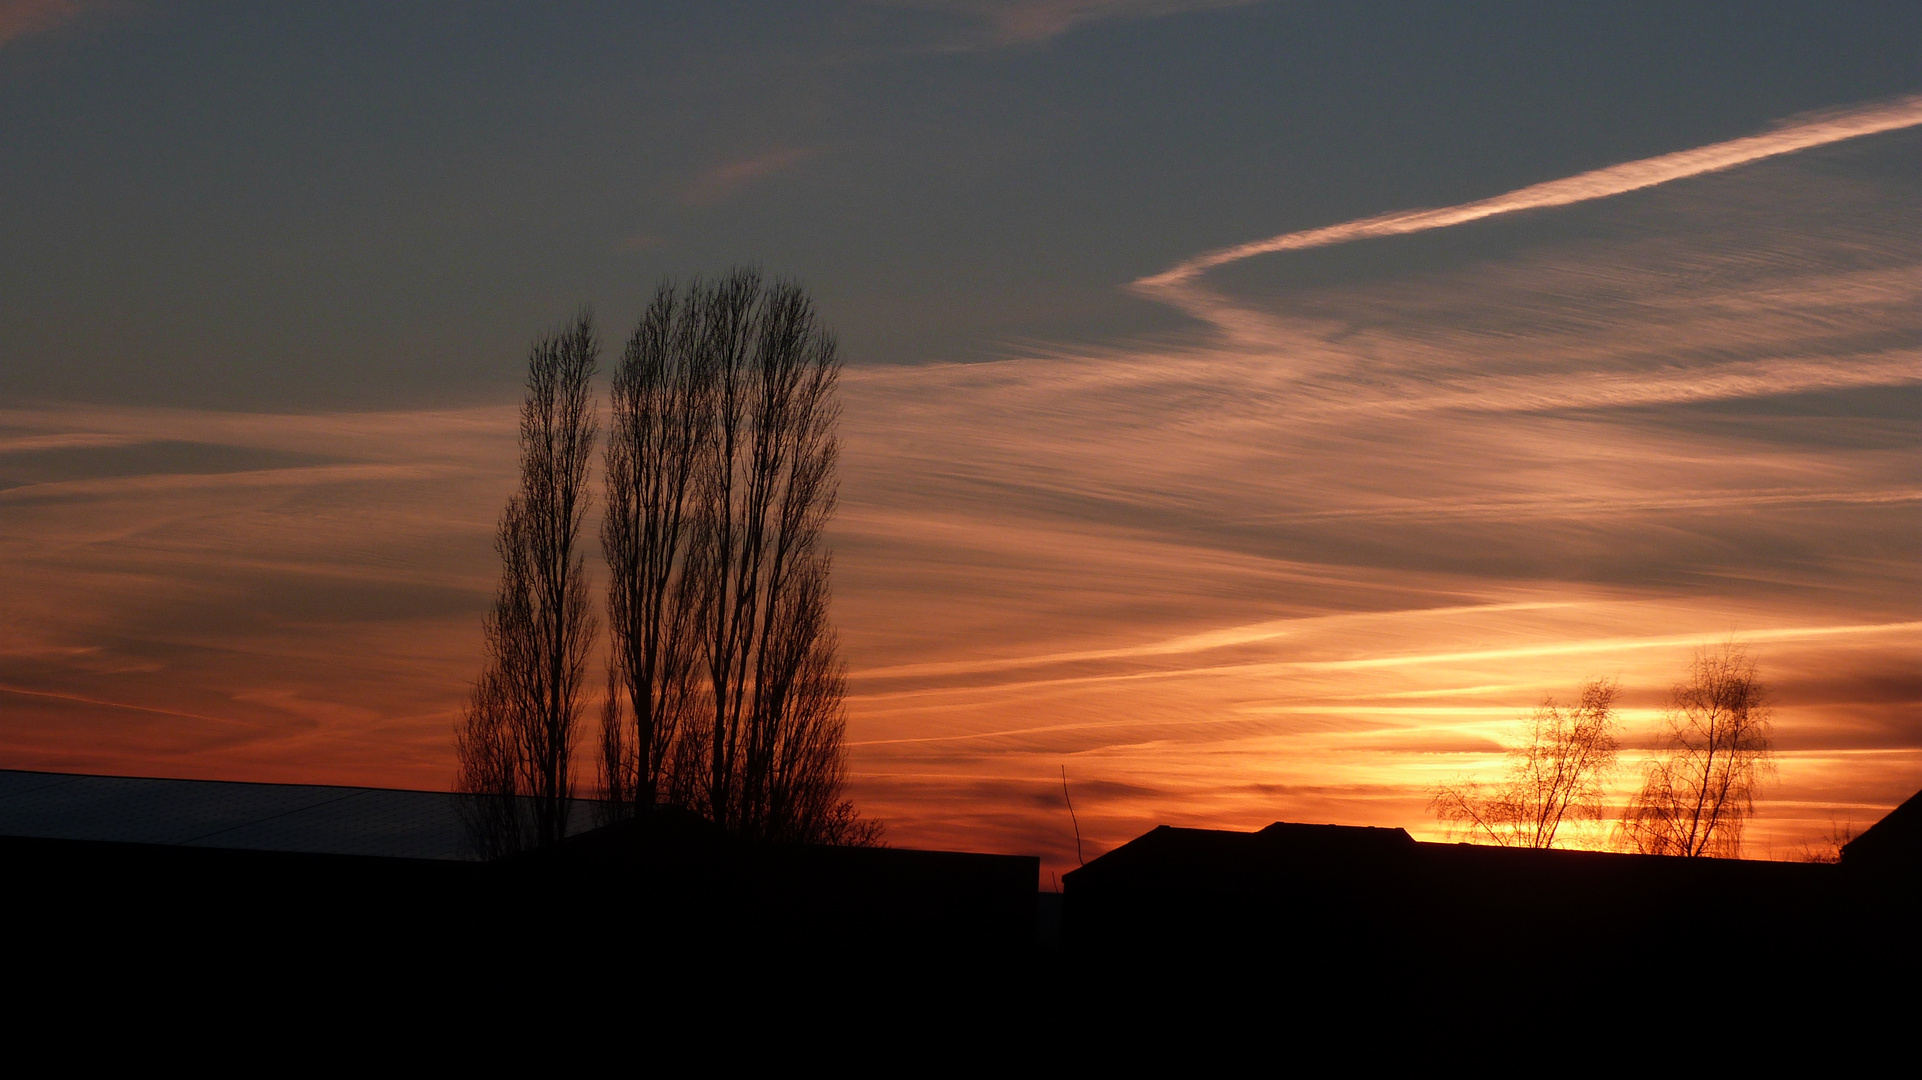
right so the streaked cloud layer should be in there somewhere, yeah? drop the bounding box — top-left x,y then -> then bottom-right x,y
1139,95 -> 1922,331
4,113 -> 1915,878
829,129 -> 1919,870
4,7 -> 1919,877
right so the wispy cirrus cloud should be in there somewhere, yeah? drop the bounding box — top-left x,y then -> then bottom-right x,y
3,97 -> 1917,876
1136,95 -> 1922,331
0,0 -> 77,48
682,145 -> 822,206
822,131 -> 1919,871
883,0 -> 1262,46
0,0 -> 123,50
0,404 -> 516,786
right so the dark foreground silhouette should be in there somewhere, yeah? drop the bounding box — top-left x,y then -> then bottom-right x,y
3,767 -> 1916,1009
0,769 -> 1035,983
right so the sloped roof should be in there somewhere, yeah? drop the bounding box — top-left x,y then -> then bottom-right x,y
0,768 -> 598,861
1842,786 -> 1922,870
1064,819 -> 1417,887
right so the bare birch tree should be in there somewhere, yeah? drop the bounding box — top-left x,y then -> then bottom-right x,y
1619,644 -> 1775,858
457,313 -> 600,850
1431,679 -> 1620,849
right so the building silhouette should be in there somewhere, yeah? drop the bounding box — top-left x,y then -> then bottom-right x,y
3,766 -> 1915,987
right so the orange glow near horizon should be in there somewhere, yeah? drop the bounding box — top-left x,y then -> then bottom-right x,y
2,137 -> 1917,884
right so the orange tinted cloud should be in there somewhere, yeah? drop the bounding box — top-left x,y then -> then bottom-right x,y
1,127 -> 1916,880
0,0 -> 83,49
887,1 -> 1261,46
683,146 -> 822,206
0,404 -> 516,786
828,144 -> 1918,874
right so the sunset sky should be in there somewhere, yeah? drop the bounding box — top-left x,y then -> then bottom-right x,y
3,2 -> 1918,879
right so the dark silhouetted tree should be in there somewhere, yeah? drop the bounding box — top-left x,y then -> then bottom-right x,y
1796,820 -> 1855,864
1619,644 -> 1774,858
456,664 -> 525,858
600,271 -> 877,846
1431,679 -> 1620,849
458,313 -> 600,851
600,284 -> 709,818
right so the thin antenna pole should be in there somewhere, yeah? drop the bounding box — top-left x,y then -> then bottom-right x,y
1062,765 -> 1084,866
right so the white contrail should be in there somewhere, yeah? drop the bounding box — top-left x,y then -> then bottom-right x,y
1136,95 -> 1922,297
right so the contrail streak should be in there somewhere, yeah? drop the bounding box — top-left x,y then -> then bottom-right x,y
1136,95 -> 1922,297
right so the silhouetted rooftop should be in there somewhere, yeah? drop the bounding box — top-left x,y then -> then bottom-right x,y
1843,786 -> 1922,871
0,768 -> 597,860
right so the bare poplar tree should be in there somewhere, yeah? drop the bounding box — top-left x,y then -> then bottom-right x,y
456,666 -> 526,857
1619,644 -> 1775,858
599,269 -> 875,845
692,272 -> 866,843
1431,679 -> 1620,849
457,313 -> 600,850
602,284 -> 709,815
